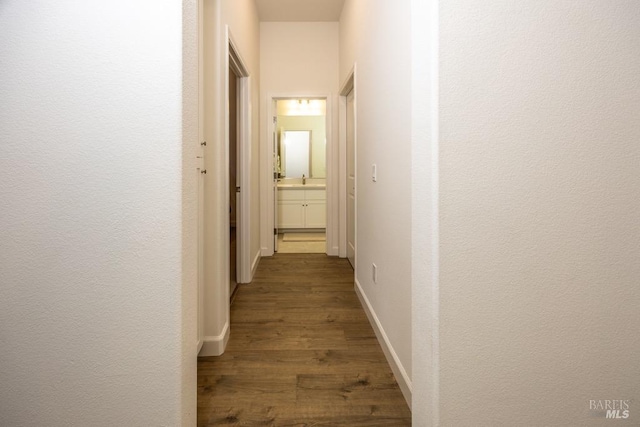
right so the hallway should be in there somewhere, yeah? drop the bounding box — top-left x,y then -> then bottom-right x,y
197,254 -> 411,426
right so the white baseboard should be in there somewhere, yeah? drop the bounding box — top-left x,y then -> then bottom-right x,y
354,279 -> 412,409
198,322 -> 229,356
251,250 -> 261,280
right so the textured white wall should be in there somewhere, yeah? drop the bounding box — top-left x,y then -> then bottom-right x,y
260,22 -> 339,93
0,1 -> 197,425
201,0 -> 261,355
438,2 -> 640,425
260,22 -> 340,255
410,0 -> 437,424
182,0 -> 200,423
339,0 -> 413,396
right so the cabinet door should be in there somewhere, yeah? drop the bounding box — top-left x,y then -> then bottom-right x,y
278,200 -> 305,228
305,200 -> 326,228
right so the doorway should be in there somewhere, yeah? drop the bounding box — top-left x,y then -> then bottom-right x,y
272,98 -> 328,254
229,66 -> 239,297
227,36 -> 251,293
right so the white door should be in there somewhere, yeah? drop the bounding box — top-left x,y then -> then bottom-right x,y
346,89 -> 356,268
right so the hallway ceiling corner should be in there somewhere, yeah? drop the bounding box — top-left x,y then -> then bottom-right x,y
254,0 -> 345,22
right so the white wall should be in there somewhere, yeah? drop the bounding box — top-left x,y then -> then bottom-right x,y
410,0 -> 436,423
427,1 -> 640,425
0,1 -> 198,425
201,0 -> 260,355
260,22 -> 340,255
182,0 -> 200,423
339,0 -> 413,404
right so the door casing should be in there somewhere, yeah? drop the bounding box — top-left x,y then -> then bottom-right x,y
227,32 -> 251,285
339,67 -> 356,263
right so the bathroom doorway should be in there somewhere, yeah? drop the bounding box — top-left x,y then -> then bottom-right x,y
273,99 -> 327,253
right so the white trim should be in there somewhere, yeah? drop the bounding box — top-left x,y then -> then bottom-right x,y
196,160 -> 205,355
337,86 -> 347,257
339,66 -> 356,95
238,76 -> 251,283
198,322 -> 230,357
196,0 -> 205,359
325,95 -> 338,257
260,96 -> 276,257
227,29 -> 252,285
251,249 -> 261,279
338,67 -> 356,259
228,32 -> 249,76
354,278 -> 412,408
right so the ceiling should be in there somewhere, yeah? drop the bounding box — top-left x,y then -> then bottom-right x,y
254,0 -> 346,22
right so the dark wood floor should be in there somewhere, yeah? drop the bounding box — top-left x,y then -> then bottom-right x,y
197,254 -> 411,426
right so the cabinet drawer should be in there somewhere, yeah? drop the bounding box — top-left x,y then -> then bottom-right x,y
304,190 -> 326,200
277,189 -> 304,201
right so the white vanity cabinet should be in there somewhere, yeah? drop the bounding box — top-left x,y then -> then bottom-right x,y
277,188 -> 326,229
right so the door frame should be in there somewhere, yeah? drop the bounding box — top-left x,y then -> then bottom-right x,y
272,99 -> 279,252
196,0 -> 205,354
227,30 -> 251,284
263,94 -> 335,256
339,67 -> 356,260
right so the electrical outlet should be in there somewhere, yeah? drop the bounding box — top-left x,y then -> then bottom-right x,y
372,164 -> 377,182
372,263 -> 378,283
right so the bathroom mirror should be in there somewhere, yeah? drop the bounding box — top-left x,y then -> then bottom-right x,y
280,130 -> 310,178
276,99 -> 326,179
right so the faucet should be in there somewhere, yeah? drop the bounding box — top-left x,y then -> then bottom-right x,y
302,174 -> 306,185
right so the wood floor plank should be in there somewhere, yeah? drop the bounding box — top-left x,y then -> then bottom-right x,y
197,254 -> 411,426
296,373 -> 407,404
225,325 -> 349,351
198,349 -> 393,376
199,374 -> 297,406
231,308 -> 370,324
